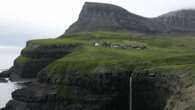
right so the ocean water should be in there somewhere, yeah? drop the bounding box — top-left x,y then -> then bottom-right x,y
0,46 -> 22,108
0,78 -> 23,108
0,46 -> 21,69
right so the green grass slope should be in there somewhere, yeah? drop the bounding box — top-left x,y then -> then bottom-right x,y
33,32 -> 195,83
14,32 -> 195,109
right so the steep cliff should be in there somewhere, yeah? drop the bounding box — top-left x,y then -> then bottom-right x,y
2,32 -> 195,110
155,9 -> 195,32
2,2 -> 195,110
65,2 -> 195,35
10,39 -> 82,79
8,3 -> 195,79
65,2 -> 168,35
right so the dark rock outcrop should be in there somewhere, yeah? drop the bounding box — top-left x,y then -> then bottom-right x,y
11,41 -> 81,79
0,67 -> 16,78
3,72 -> 130,110
2,71 -> 189,110
0,78 -> 8,83
3,2 -> 195,110
133,73 -> 182,110
0,71 -> 9,78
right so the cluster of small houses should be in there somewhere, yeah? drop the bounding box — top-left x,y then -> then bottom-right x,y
91,40 -> 147,49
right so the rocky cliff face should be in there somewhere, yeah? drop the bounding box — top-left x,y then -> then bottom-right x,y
2,2 -> 195,110
65,2 -> 195,35
2,72 -> 130,110
3,71 -> 193,110
155,9 -> 195,32
9,40 -> 81,79
65,2 -> 168,35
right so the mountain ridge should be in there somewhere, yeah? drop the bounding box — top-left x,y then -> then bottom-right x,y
65,2 -> 195,35
2,2 -> 195,110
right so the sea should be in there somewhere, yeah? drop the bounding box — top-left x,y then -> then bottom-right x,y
0,46 -> 22,108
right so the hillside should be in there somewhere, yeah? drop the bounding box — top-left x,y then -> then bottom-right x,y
65,2 -> 168,34
1,32 -> 195,110
155,9 -> 195,32
65,2 -> 195,35
2,2 -> 195,110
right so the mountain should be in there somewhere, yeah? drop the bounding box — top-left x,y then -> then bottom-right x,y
65,2 -> 168,34
2,2 -> 195,110
155,9 -> 195,32
65,2 -> 195,35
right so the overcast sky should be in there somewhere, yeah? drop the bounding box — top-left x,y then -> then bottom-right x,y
0,0 -> 195,46
1,0 -> 195,29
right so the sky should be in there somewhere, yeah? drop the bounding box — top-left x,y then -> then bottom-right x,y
0,0 -> 195,68
0,0 -> 195,46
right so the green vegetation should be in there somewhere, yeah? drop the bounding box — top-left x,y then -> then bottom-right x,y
29,32 -> 195,82
15,56 -> 31,64
17,31 -> 195,82
28,38 -> 85,46
16,32 -> 194,103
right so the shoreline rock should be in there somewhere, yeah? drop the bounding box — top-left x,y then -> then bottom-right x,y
0,71 -> 10,78
2,2 -> 195,110
0,78 -> 8,83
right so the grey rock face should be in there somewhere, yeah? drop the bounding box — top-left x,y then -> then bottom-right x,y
11,41 -> 81,79
65,2 -> 195,35
2,73 -> 129,110
65,2 -> 168,35
155,9 -> 195,32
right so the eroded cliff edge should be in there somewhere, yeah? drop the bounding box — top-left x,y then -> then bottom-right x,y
2,32 -> 195,110
2,2 -> 195,110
